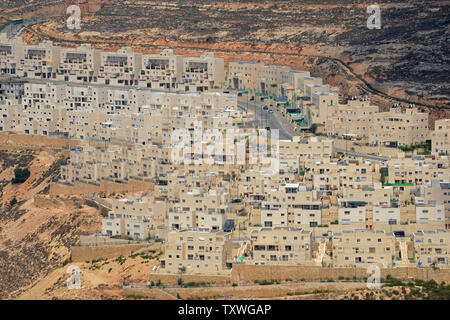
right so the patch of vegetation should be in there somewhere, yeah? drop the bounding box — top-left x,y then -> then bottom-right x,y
254,279 -> 280,285
399,142 -> 430,152
11,167 -> 30,184
114,255 -> 127,265
125,294 -> 146,300
183,281 -> 210,288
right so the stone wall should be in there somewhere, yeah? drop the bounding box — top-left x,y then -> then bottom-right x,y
0,132 -> 78,149
148,273 -> 230,286
231,264 -> 450,284
50,179 -> 154,197
70,243 -> 150,262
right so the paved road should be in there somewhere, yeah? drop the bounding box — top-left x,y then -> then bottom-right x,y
1,19 -> 44,39
335,149 -> 388,162
237,100 -> 293,140
238,100 -> 388,161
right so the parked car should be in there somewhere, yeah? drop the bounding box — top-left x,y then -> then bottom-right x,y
263,105 -> 269,110
268,109 -> 274,113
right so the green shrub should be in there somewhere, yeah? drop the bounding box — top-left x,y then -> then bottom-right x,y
12,167 -> 30,184
183,281 -> 209,288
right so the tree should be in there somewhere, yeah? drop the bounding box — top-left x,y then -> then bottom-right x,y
178,265 -> 186,274
11,167 -> 30,184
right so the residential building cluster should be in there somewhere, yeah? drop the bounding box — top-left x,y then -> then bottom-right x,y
0,37 -> 449,275
0,34 -> 225,92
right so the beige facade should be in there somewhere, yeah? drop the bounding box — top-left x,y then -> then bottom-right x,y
139,49 -> 184,90
412,230 -> 450,268
102,197 -> 166,239
338,200 -> 367,226
228,61 -> 264,92
387,155 -> 450,185
98,47 -> 142,86
169,188 -> 230,231
431,119 -> 450,155
369,106 -> 429,147
57,44 -> 101,83
332,229 -> 396,267
0,78 -> 24,132
325,98 -> 379,139
163,229 -> 232,275
183,52 -> 225,92
0,34 -> 24,75
309,91 -> 339,125
19,40 -> 60,79
249,227 -> 312,265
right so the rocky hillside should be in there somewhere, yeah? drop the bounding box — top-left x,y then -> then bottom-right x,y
0,146 -> 102,299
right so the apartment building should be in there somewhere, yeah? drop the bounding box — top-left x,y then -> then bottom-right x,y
0,77 -> 24,132
163,229 -> 232,275
341,184 -> 399,226
60,144 -> 157,185
387,155 -> 450,185
309,91 -> 339,125
431,119 -> 450,155
338,200 -> 367,226
415,204 -> 445,224
228,62 -> 310,98
369,106 -> 429,147
260,65 -> 291,97
305,84 -> 330,99
0,102 -> 22,132
342,183 -> 394,207
281,70 -> 311,93
57,44 -> 101,83
238,170 -> 266,198
249,227 -> 312,265
298,76 -> 322,96
304,158 -> 340,193
21,83 -> 66,135
332,229 -> 396,267
169,188 -> 230,231
102,197 -> 167,239
98,47 -> 142,86
279,136 -> 334,169
228,61 -> 264,92
415,180 -> 450,208
262,184 -> 322,229
19,40 -> 60,79
139,49 -> 183,90
412,230 -> 450,268
339,159 -> 374,189
0,34 -> 24,75
372,206 -> 401,225
183,52 -> 225,92
304,158 -> 374,194
325,98 -> 379,139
